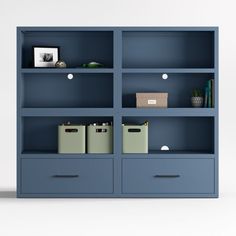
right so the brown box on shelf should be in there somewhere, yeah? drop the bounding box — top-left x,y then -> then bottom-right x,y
136,93 -> 168,108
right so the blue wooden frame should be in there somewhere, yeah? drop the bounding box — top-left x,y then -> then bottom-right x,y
17,27 -> 218,198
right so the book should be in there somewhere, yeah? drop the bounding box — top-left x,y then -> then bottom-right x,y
204,86 -> 208,108
208,80 -> 212,108
211,79 -> 214,108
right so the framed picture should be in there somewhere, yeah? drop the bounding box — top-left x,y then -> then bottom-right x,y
33,46 -> 59,67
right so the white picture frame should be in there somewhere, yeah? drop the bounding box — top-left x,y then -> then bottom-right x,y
33,46 -> 59,67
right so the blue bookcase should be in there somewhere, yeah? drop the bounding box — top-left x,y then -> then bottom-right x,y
17,27 -> 218,198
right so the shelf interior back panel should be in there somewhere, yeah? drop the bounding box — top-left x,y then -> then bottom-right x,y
22,116 -> 113,153
122,117 -> 214,153
22,73 -> 113,108
122,31 -> 214,68
21,31 -> 113,68
122,73 -> 214,108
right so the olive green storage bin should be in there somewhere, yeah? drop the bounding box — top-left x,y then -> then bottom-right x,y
58,124 -> 86,154
87,125 -> 113,154
122,122 -> 148,153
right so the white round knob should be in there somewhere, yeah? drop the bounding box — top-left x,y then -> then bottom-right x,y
162,73 -> 168,80
161,145 -> 170,151
67,74 -> 74,80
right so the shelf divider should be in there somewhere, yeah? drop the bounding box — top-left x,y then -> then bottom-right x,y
122,108 -> 216,117
21,108 -> 114,117
122,68 -> 215,74
20,68 -> 114,74
122,153 -> 215,159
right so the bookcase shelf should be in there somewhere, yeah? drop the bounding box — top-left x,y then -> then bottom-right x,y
122,31 -> 214,68
121,108 -> 216,117
122,153 -> 215,158
20,68 -> 114,74
21,108 -> 114,117
17,27 -> 218,198
21,152 -> 114,158
122,68 -> 215,73
22,116 -> 113,154
122,116 -> 214,154
122,73 -> 214,108
21,31 -> 113,68
22,73 -> 113,108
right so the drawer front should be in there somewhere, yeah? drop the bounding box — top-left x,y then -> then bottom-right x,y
122,159 -> 214,194
21,159 -> 113,194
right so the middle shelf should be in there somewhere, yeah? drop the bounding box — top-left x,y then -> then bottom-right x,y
20,116 -> 214,155
21,72 -> 113,108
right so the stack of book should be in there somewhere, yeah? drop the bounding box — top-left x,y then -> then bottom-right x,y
204,79 -> 214,108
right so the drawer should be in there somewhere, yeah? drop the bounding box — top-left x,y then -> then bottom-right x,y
21,159 -> 113,194
122,159 -> 214,194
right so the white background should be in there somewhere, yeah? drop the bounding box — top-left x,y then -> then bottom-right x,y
0,0 -> 235,235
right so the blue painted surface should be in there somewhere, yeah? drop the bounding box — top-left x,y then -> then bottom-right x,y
122,159 -> 214,194
17,27 -> 218,198
123,73 -> 214,108
23,73 -> 113,108
122,31 -> 214,68
21,158 -> 113,194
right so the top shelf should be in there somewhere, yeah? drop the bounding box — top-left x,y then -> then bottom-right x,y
122,31 -> 215,69
19,29 -> 216,70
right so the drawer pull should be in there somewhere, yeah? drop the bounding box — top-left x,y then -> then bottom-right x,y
52,174 -> 79,178
153,174 -> 180,178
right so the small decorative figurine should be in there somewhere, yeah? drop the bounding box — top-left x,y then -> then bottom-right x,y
82,61 -> 104,68
55,60 -> 67,68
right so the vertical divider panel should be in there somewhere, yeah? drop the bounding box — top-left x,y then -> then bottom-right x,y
214,28 -> 219,195
113,29 -> 122,194
17,28 -> 23,196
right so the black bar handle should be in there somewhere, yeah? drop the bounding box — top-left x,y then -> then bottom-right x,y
153,174 -> 180,178
52,174 -> 79,178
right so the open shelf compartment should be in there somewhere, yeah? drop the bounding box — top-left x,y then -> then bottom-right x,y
122,116 -> 214,154
21,31 -> 113,68
122,31 -> 214,68
122,73 -> 214,108
22,116 -> 113,154
22,73 -> 113,108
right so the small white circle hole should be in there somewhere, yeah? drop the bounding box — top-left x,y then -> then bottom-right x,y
162,73 -> 168,80
161,145 -> 170,151
67,74 -> 74,80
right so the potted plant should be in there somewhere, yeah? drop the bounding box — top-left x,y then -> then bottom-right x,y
191,89 -> 203,108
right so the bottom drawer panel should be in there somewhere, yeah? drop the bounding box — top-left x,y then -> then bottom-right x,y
21,159 -> 113,194
122,159 -> 215,194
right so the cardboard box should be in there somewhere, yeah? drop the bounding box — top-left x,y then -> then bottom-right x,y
136,93 -> 168,108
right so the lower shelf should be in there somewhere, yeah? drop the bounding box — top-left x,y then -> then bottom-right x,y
21,152 -> 114,158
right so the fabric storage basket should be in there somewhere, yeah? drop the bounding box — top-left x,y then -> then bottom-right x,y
58,123 -> 86,154
136,93 -> 168,108
87,124 -> 113,154
122,122 -> 148,153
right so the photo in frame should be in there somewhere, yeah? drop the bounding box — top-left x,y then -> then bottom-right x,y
33,46 -> 60,67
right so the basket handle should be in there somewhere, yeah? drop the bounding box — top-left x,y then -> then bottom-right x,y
128,128 -> 141,133
65,128 -> 78,133
96,128 -> 107,133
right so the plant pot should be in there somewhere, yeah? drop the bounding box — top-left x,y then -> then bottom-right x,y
191,97 -> 203,108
